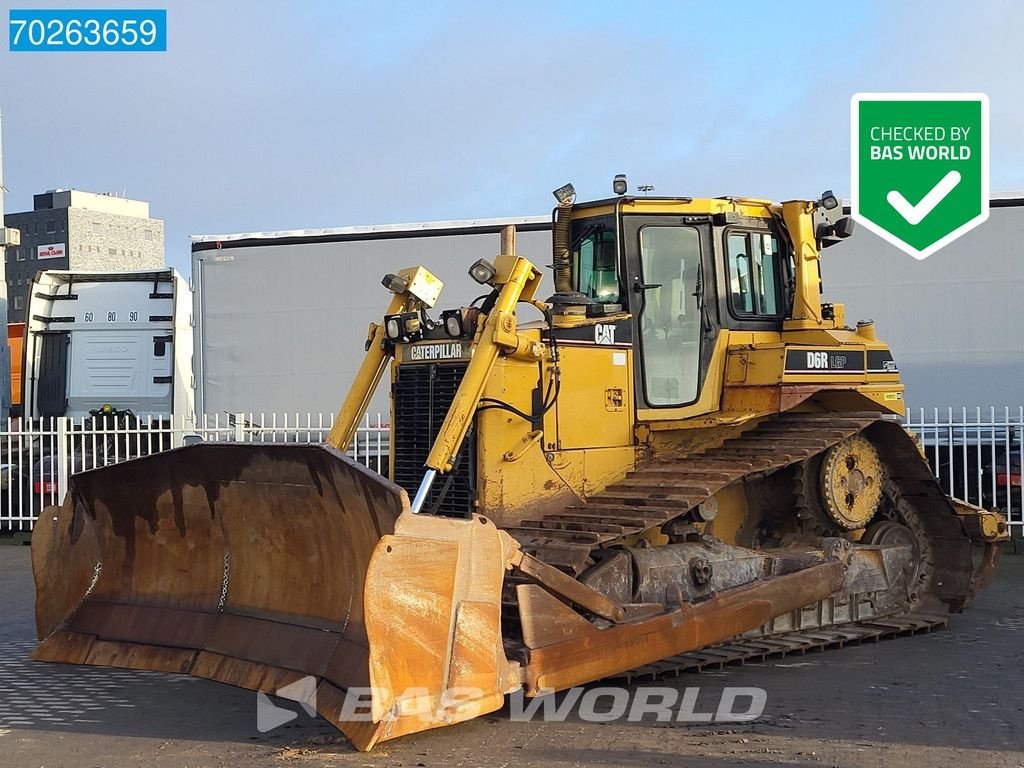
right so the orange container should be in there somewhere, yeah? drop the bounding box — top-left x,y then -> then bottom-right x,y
8,321 -> 25,407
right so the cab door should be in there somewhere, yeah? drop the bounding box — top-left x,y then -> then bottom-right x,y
623,217 -> 717,410
35,331 -> 70,418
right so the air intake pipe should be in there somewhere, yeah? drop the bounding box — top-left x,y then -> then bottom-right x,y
546,186 -> 593,315
552,198 -> 573,294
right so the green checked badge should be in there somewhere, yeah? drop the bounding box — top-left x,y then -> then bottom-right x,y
851,93 -> 989,259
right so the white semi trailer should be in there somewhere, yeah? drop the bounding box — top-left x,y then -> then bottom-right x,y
190,217 -> 552,419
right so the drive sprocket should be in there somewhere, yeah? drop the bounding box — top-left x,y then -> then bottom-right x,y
794,433 -> 885,534
818,434 -> 884,530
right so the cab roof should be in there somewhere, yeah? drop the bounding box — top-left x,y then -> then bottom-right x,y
568,195 -> 780,219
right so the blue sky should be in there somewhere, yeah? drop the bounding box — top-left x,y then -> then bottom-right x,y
1,0 -> 1021,274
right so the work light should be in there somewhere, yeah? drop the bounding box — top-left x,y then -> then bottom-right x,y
552,183 -> 576,204
820,190 -> 839,210
381,273 -> 408,294
469,259 -> 497,286
383,312 -> 423,342
441,309 -> 464,338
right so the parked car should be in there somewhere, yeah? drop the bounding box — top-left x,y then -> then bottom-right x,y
28,452 -> 86,516
984,446 -> 1022,511
0,463 -> 28,531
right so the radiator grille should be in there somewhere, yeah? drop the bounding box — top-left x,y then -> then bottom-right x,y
392,361 -> 476,517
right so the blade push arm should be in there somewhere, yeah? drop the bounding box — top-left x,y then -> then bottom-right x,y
412,227 -> 544,512
325,292 -> 406,451
326,267 -> 443,451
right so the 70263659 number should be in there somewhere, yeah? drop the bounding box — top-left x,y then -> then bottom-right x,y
9,9 -> 166,52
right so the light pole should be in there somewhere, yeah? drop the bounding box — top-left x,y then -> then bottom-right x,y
0,110 -> 13,420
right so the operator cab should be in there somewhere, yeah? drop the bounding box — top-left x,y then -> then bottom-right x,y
561,187 -> 793,411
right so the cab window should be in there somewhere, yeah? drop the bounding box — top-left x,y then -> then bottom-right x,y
727,231 -> 783,318
571,216 -> 620,304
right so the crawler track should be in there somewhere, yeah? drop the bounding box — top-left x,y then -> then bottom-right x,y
508,413 -> 885,569
506,411 -> 975,665
616,611 -> 948,682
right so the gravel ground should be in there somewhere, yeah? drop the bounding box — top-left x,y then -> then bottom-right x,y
1,542 -> 1022,768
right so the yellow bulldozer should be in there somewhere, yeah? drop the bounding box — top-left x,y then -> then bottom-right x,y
32,182 -> 1007,749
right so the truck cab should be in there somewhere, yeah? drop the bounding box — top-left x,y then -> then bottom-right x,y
22,269 -> 194,422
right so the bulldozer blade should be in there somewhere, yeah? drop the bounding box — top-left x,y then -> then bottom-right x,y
31,442 -> 406,750
358,512 -> 523,744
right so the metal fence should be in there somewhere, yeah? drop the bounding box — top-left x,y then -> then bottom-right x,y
0,412 -> 388,533
905,407 -> 1024,534
2,407 -> 1022,535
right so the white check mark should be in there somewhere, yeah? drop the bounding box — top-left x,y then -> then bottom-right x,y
886,170 -> 961,225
